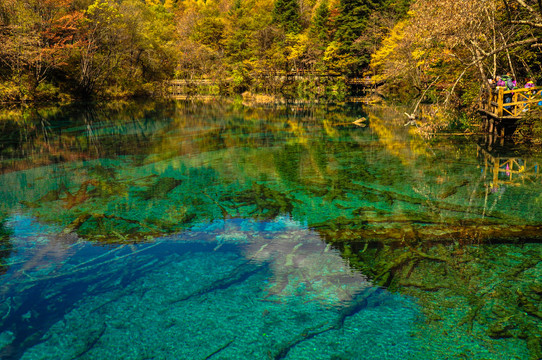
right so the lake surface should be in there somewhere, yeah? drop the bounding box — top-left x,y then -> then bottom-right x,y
0,100 -> 540,359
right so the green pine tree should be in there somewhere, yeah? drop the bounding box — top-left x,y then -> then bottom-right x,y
335,0 -> 380,47
273,0 -> 301,34
310,0 -> 331,45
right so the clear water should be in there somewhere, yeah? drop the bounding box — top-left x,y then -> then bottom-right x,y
0,100 -> 540,359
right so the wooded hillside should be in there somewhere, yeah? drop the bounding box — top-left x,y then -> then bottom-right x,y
0,0 -> 408,101
2,0 -> 542,108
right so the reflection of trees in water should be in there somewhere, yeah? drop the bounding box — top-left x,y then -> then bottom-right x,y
0,101 -> 177,173
0,101 -> 364,175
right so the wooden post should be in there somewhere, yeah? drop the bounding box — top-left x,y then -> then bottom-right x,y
490,87 -> 495,109
512,91 -> 518,116
497,87 -> 504,117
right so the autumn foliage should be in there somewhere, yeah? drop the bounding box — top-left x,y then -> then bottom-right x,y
0,0 -> 416,102
2,0 -> 542,107
0,0 -> 178,101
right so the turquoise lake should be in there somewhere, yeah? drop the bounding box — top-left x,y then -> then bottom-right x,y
0,100 -> 540,359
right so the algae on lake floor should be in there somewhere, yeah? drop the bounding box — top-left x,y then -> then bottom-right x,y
337,237 -> 542,360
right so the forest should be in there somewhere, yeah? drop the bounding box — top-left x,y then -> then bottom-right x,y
3,0 -> 542,114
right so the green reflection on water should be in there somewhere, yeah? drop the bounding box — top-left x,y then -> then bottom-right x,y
0,100 -> 541,359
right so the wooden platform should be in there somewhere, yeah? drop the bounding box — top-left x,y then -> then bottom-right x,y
477,109 -> 520,120
478,86 -> 542,136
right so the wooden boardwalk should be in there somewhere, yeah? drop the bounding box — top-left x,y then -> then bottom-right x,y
479,86 -> 542,136
168,75 -> 382,97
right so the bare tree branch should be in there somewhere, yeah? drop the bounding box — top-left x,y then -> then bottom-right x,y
515,0 -> 538,14
445,37 -> 542,102
509,0 -> 542,24
510,19 -> 542,28
470,37 -> 542,64
446,67 -> 470,104
470,40 -> 489,57
500,33 -> 516,78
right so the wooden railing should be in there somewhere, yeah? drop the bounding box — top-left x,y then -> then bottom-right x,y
480,86 -> 542,118
169,79 -> 219,97
347,78 -> 381,86
167,75 -> 382,94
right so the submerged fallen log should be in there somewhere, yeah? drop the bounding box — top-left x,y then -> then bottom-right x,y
316,223 -> 542,245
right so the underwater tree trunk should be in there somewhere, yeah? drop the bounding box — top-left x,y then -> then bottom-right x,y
317,223 -> 542,245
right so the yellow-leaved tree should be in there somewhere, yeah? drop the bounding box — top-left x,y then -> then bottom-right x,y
370,0 -> 539,106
